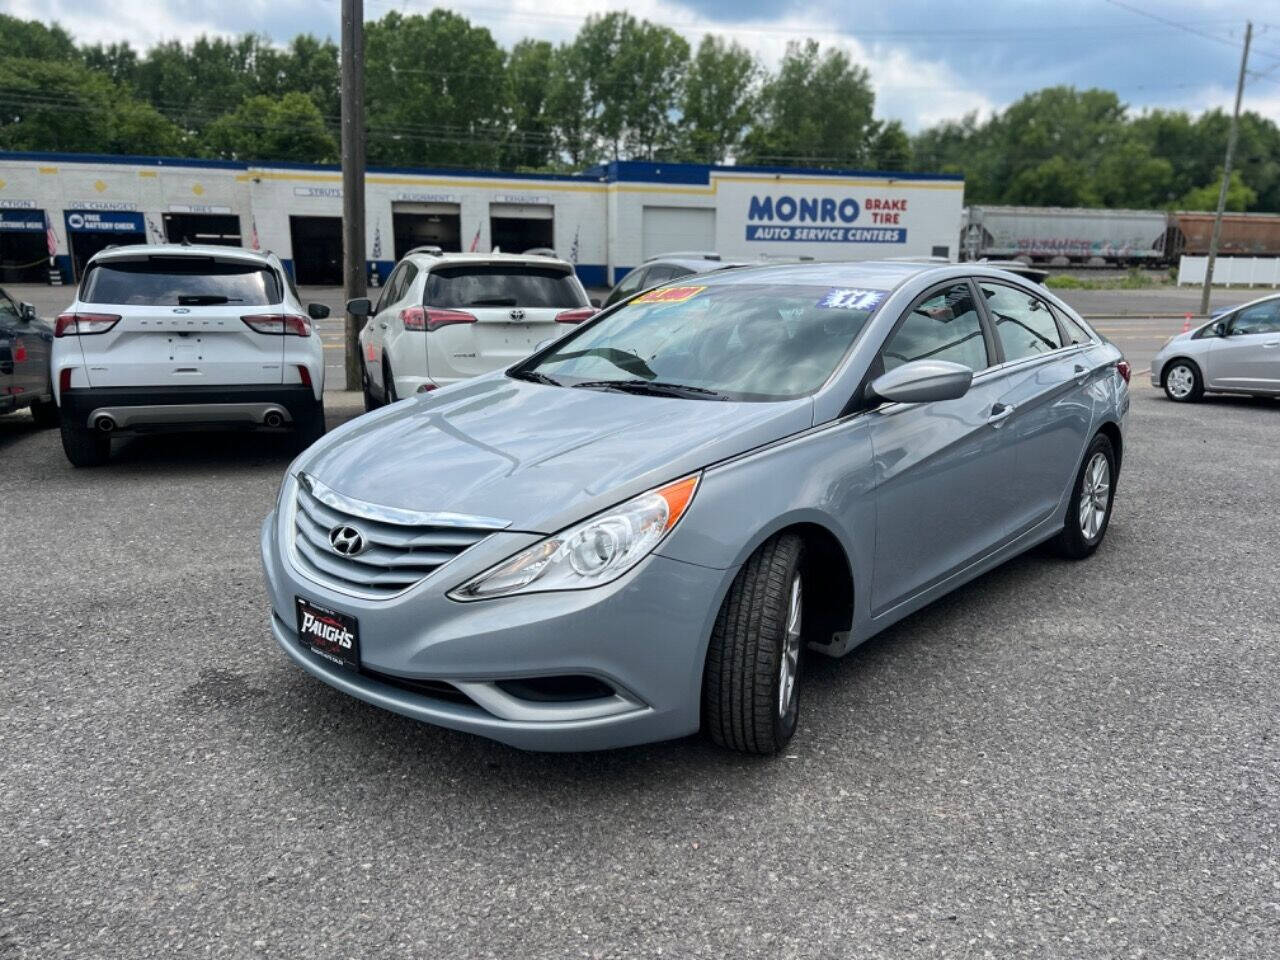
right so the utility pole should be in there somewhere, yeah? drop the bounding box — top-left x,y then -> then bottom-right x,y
340,0 -> 366,390
1200,20 -> 1251,316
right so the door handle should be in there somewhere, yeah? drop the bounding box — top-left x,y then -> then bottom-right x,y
1073,364 -> 1090,383
1262,340 -> 1279,348
378,322 -> 388,329
988,402 -> 1015,425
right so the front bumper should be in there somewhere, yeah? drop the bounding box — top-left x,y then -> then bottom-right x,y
61,384 -> 319,431
260,510 -> 727,751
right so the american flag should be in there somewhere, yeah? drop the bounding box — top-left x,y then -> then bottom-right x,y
371,223 -> 381,259
250,216 -> 260,250
43,210 -> 57,258
570,225 -> 580,265
469,224 -> 481,252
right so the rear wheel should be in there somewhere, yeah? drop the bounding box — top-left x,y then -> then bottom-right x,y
382,356 -> 399,404
293,400 -> 326,452
702,533 -> 805,755
1163,360 -> 1203,402
30,397 -> 59,428
59,409 -> 110,467
1050,433 -> 1116,559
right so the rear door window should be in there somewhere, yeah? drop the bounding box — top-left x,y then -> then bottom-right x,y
879,282 -> 991,374
978,281 -> 1064,362
81,257 -> 281,306
425,265 -> 585,309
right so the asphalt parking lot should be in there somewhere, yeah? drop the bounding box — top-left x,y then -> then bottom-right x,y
2,310 -> 1278,957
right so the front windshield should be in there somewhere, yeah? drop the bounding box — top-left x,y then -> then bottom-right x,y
520,281 -> 888,401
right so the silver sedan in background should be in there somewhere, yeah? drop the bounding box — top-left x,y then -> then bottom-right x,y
1152,294 -> 1280,402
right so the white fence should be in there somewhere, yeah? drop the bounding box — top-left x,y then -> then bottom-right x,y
1178,255 -> 1280,287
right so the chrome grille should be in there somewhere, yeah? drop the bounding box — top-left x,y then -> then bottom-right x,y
289,473 -> 507,599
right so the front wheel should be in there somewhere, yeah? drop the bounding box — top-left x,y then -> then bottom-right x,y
702,533 -> 805,755
1051,433 -> 1116,559
30,397 -> 59,428
1163,360 -> 1203,402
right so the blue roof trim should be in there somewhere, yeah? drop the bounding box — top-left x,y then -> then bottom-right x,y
0,150 -> 961,185
586,159 -> 963,185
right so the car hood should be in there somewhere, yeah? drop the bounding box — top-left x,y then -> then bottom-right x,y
299,375 -> 814,533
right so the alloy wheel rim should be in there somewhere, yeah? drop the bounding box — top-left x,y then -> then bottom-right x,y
1167,365 -> 1194,399
778,573 -> 802,719
1078,452 -> 1111,541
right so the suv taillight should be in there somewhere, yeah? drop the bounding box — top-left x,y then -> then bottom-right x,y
402,307 -> 477,332
55,313 -> 120,337
555,307 -> 597,324
1116,360 -> 1131,383
242,314 -> 311,336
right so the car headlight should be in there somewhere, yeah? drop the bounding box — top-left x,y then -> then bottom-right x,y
448,473 -> 701,600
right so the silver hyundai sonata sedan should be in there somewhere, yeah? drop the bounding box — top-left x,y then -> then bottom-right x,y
260,262 -> 1130,754
1151,293 -> 1280,402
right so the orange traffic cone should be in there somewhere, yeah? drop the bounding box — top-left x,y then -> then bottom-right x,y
1182,313 -> 1191,333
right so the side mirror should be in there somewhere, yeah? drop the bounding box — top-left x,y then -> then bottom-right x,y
589,297 -> 602,309
307,302 -> 331,320
19,302 -> 35,321
869,359 -> 973,405
1212,321 -> 1227,337
346,297 -> 372,317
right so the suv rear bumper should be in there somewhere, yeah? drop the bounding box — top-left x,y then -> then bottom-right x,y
60,384 -> 319,431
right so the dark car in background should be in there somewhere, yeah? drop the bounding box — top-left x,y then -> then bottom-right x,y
0,287 -> 57,427
602,252 -> 748,307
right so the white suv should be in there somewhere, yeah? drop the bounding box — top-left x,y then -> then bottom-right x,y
350,251 -> 594,406
52,244 -> 328,467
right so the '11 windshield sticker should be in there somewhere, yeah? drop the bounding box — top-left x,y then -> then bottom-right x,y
816,288 -> 888,311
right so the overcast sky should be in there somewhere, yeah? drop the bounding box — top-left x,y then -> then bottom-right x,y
4,0 -> 1279,131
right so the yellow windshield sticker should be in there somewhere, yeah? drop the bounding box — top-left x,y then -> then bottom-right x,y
634,284 -> 706,304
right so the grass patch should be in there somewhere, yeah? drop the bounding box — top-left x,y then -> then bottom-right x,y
1045,269 -> 1160,291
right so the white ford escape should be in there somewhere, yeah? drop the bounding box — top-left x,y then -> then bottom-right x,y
52,245 -> 329,467
349,251 -> 595,406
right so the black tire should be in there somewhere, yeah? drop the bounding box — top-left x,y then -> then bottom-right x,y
361,363 -> 379,412
293,400 -> 326,452
1162,359 -> 1203,403
703,532 -> 806,755
1050,432 -> 1116,560
382,356 -> 399,404
59,410 -> 110,467
30,397 -> 59,428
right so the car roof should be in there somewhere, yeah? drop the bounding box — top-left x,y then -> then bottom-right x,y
407,251 -> 576,271
647,256 -> 750,273
691,259 -> 977,290
89,243 -> 274,265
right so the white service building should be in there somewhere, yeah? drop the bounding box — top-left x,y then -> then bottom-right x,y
0,151 -> 964,288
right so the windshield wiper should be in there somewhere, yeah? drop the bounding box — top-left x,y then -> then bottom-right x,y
468,296 -> 518,306
570,379 -> 729,401
547,347 -> 656,379
176,294 -> 240,305
510,369 -> 561,386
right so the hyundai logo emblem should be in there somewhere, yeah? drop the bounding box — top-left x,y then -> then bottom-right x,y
509,309 -> 526,322
328,525 -> 367,556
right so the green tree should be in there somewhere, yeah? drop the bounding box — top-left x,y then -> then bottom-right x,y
617,20 -> 688,159
503,39 -> 556,169
677,36 -> 757,163
868,119 -> 910,171
0,58 -> 184,155
81,41 -> 140,89
202,92 -> 336,163
740,40 -> 877,167
0,14 -> 76,61
1179,170 -> 1257,212
545,43 -> 595,167
364,10 -> 510,168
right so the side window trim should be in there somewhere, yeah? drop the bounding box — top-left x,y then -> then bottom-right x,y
972,277 -> 1070,367
376,264 -> 403,313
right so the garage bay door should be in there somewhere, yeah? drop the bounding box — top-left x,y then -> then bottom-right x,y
641,207 -> 715,261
